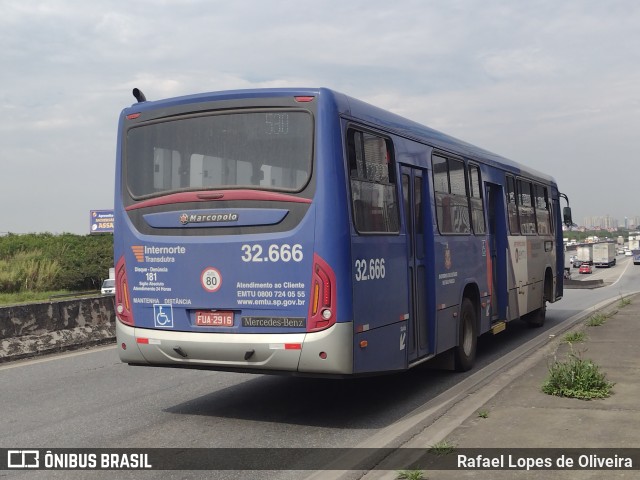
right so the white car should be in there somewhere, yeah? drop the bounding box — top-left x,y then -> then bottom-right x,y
101,279 -> 116,295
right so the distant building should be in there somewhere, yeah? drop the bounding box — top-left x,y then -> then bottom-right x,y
583,215 -> 618,230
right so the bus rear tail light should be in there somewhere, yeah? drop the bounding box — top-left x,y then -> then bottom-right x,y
115,256 -> 134,326
307,254 -> 337,332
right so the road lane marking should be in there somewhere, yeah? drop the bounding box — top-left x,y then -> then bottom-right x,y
0,344 -> 117,371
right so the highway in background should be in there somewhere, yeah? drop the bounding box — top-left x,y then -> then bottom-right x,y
2,258 -> 639,480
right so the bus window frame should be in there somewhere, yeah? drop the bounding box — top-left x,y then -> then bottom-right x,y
346,125 -> 400,236
468,162 -> 486,235
123,108 -> 316,202
517,178 -> 536,235
432,152 -> 472,236
533,182 -> 552,236
505,175 -> 520,235
506,175 -> 555,237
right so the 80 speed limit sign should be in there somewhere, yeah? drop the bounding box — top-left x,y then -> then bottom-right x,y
201,267 -> 222,292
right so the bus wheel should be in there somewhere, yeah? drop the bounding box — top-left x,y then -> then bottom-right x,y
526,282 -> 547,328
455,298 -> 477,372
527,300 -> 546,328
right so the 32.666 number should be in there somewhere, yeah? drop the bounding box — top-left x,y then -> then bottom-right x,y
354,258 -> 386,282
241,244 -> 303,263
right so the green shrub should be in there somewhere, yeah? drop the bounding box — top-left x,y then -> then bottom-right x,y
0,250 -> 61,292
0,233 -> 112,294
542,351 -> 614,400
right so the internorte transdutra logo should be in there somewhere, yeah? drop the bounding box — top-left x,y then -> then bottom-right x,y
131,245 -> 187,263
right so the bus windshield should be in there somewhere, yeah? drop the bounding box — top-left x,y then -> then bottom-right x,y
125,110 -> 313,198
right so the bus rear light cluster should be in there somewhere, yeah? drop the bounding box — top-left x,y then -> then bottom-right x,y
115,256 -> 134,326
307,254 -> 337,332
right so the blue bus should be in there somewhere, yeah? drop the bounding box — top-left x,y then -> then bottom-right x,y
114,87 -> 571,376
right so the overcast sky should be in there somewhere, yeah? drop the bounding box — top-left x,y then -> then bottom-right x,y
2,0 -> 639,234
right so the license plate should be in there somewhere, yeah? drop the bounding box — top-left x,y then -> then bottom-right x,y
195,310 -> 234,327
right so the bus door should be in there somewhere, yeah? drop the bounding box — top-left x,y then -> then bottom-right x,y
401,166 -> 430,362
485,182 -> 508,321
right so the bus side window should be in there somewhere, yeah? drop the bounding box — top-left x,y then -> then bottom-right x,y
347,128 -> 399,234
449,159 -> 470,234
506,176 -> 519,234
432,155 -> 470,234
469,164 -> 485,234
432,155 -> 450,233
535,184 -> 551,235
517,180 -> 536,235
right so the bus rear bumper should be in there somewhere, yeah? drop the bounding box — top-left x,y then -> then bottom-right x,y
116,320 -> 353,375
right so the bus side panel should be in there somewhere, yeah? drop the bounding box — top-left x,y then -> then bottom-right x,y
351,237 -> 409,374
435,305 -> 458,354
507,236 -> 554,318
353,322 -> 408,373
508,236 -> 528,318
432,236 -> 489,320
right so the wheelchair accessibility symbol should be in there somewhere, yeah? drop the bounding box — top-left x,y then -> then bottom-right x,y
154,304 -> 174,328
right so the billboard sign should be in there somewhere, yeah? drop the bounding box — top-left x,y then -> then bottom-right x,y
90,210 -> 114,234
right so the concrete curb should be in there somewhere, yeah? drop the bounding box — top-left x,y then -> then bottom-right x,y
564,279 -> 604,289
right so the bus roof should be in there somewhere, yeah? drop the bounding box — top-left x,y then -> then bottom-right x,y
123,87 -> 557,187
336,91 -> 556,186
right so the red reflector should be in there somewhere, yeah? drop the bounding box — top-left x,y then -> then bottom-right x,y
284,343 -> 302,350
294,96 -> 315,102
127,113 -> 141,120
136,337 -> 149,344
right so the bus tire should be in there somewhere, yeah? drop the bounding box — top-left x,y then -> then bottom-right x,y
527,286 -> 547,328
455,298 -> 477,372
527,301 -> 546,327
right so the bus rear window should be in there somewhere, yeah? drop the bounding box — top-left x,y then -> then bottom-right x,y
125,111 -> 313,198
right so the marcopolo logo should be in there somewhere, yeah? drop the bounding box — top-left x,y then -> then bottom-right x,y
180,212 -> 239,225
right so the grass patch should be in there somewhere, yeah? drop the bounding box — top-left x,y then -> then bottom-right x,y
585,312 -> 607,327
542,350 -> 614,400
428,440 -> 456,455
618,296 -> 631,308
563,331 -> 586,343
397,470 -> 426,480
477,409 -> 489,418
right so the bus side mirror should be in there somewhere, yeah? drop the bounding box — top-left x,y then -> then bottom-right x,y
563,207 -> 573,228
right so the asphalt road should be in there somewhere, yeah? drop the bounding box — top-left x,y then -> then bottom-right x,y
2,257 -> 638,480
